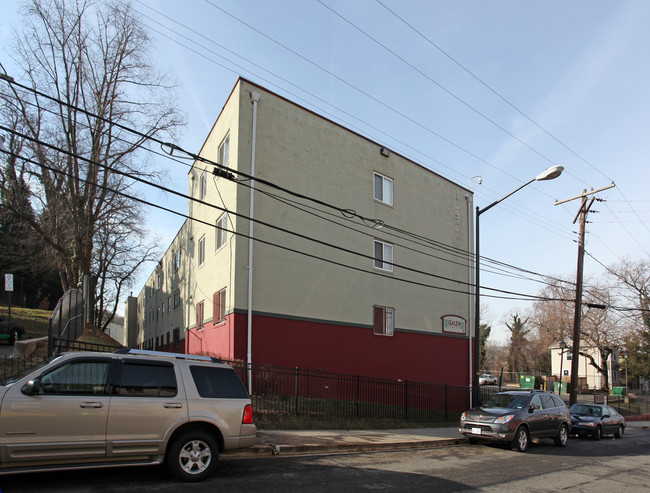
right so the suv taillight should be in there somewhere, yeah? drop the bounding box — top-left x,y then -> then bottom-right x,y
242,404 -> 254,424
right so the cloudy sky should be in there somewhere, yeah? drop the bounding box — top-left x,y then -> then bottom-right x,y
2,0 -> 649,342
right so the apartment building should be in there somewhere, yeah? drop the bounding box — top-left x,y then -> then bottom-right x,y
131,78 -> 475,386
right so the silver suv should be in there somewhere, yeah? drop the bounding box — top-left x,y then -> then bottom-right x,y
0,349 -> 257,481
459,390 -> 570,452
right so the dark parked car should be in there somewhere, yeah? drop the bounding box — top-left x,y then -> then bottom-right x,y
0,316 -> 25,344
459,390 -> 570,452
569,403 -> 625,440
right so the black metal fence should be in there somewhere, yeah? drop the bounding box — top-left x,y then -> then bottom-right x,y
228,361 -> 472,423
51,337 -> 121,354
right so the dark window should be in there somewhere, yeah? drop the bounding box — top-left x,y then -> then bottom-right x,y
39,359 -> 110,395
116,361 -> 177,397
551,394 -> 566,408
540,395 -> 555,409
190,366 -> 248,399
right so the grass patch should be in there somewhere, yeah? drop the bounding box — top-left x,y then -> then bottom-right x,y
0,305 -> 52,337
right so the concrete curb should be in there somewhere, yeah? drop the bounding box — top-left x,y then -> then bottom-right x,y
222,437 -> 467,459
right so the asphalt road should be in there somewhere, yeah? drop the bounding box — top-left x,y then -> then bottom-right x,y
1,427 -> 649,493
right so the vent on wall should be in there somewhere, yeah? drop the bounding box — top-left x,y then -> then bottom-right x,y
380,147 -> 390,157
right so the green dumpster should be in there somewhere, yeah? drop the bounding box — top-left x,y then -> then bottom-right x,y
554,381 -> 567,393
520,375 -> 535,389
612,386 -> 626,396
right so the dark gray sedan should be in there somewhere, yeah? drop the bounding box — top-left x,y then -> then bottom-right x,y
0,316 -> 25,344
569,403 -> 625,440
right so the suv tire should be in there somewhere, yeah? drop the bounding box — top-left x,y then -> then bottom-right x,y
512,426 -> 529,452
554,424 -> 568,447
167,430 -> 219,482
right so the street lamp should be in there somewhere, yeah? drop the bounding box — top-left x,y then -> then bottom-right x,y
558,341 -> 567,396
473,165 -> 564,406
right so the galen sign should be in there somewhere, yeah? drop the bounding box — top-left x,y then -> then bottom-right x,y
441,315 -> 466,335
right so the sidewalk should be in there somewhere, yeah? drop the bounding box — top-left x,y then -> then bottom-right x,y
223,420 -> 650,459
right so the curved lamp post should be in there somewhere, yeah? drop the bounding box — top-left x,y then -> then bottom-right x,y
473,165 -> 564,406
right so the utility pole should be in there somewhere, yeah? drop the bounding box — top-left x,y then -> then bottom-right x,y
555,183 -> 615,405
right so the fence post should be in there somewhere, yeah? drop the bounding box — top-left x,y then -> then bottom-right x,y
445,384 -> 448,422
404,380 -> 408,421
294,367 -> 299,416
356,375 -> 360,418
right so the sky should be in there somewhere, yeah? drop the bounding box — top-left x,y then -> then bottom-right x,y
2,0 -> 649,343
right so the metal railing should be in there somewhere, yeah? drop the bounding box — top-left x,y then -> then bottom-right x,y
228,361 -> 470,423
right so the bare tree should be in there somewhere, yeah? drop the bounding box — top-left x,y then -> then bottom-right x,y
530,279 -> 624,390
606,258 -> 650,385
0,0 -> 182,330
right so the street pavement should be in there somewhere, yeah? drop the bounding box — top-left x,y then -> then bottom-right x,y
223,419 -> 650,459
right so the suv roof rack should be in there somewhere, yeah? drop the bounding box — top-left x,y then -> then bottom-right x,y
114,348 -> 222,363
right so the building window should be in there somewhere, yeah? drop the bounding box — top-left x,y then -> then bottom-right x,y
173,289 -> 181,309
167,296 -> 171,313
216,212 -> 228,251
373,172 -> 393,206
173,328 -> 180,348
174,250 -> 181,272
213,288 -> 226,324
373,306 -> 395,336
219,133 -> 230,165
199,171 -> 207,199
196,301 -> 204,330
373,240 -> 393,272
198,235 -> 206,266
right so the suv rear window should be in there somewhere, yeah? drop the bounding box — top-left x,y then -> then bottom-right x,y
190,366 -> 248,399
116,361 -> 177,397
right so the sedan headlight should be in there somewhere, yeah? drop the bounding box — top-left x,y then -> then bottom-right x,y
580,421 -> 596,427
460,412 -> 467,421
494,414 -> 515,424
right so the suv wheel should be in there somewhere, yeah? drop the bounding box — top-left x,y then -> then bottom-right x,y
554,424 -> 569,447
167,431 -> 219,482
512,426 -> 529,452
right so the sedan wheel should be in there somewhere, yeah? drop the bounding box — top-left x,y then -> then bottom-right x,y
9,329 -> 20,345
592,426 -> 601,441
615,425 -> 624,438
512,427 -> 529,452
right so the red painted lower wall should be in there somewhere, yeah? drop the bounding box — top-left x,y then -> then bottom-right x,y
186,312 -> 473,386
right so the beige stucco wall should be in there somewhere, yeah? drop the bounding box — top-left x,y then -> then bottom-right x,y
135,78 -> 473,339
234,79 -> 472,334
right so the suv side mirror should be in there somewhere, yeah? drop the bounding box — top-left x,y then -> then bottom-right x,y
529,404 -> 538,413
22,379 -> 41,396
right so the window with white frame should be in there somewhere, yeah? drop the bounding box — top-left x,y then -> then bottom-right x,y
373,172 -> 393,205
199,171 -> 207,199
173,289 -> 181,309
196,301 -> 204,330
373,306 -> 395,336
198,235 -> 206,266
219,133 -> 230,165
215,212 -> 228,251
373,239 -> 393,271
174,250 -> 181,272
213,288 -> 226,324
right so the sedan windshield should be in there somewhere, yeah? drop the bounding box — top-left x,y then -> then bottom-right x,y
482,394 -> 529,410
569,404 -> 602,417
